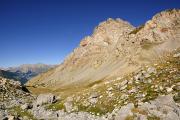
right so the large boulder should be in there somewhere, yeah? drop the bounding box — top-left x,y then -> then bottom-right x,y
31,105 -> 59,120
64,97 -> 73,113
139,95 -> 180,120
35,93 -> 56,106
115,103 -> 134,120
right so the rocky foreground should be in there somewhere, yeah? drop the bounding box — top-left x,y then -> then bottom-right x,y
0,50 -> 180,120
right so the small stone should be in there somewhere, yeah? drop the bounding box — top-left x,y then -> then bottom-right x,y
166,87 -> 173,93
21,103 -> 32,110
159,86 -> 163,91
147,79 -> 152,83
147,67 -> 157,74
88,92 -> 99,104
128,80 -> 133,84
120,80 -> 128,86
89,97 -> 98,104
64,101 -> 73,113
134,73 -> 144,81
89,92 -> 99,98
107,87 -> 113,91
120,94 -> 128,100
173,53 -> 180,57
120,85 -> 127,91
154,85 -> 158,88
128,88 -> 137,93
7,115 -> 15,120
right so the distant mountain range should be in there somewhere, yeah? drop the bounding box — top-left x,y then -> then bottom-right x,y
0,69 -> 21,81
0,63 -> 56,84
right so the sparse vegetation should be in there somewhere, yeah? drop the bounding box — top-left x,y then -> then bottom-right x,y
8,106 -> 36,120
26,49 -> 180,119
147,115 -> 160,120
87,79 -> 104,88
46,101 -> 65,111
125,115 -> 135,120
129,25 -> 144,34
131,108 -> 147,115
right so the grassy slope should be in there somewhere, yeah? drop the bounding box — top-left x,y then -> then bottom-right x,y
27,49 -> 179,116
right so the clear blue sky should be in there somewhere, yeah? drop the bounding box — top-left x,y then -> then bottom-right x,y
0,0 -> 179,67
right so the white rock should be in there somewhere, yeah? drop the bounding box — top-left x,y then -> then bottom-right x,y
107,87 -> 113,91
134,73 -> 144,81
166,87 -> 173,93
21,103 -> 29,110
120,80 -> 128,86
164,111 -> 179,120
35,93 -> 56,106
120,94 -> 128,100
119,85 -> 127,91
136,113 -> 148,120
159,86 -> 163,91
7,115 -> 15,120
115,103 -> 134,120
88,98 -> 98,104
147,67 -> 157,74
128,88 -> 137,93
64,101 -> 73,113
173,53 -> 180,58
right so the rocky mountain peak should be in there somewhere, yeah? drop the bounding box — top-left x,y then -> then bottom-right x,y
94,18 -> 134,33
129,9 -> 180,50
142,9 -> 179,33
27,9 -> 180,90
152,9 -> 180,22
79,18 -> 134,48
91,18 -> 134,45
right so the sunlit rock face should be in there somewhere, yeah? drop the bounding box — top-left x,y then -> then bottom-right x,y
27,9 -> 180,90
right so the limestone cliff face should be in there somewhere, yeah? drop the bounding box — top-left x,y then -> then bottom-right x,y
27,9 -> 180,90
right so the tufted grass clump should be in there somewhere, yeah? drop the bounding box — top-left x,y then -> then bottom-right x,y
125,115 -> 135,120
147,115 -> 160,120
46,101 -> 65,111
9,106 -> 36,120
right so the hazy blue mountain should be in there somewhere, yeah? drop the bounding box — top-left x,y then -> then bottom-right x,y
0,64 -> 56,84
